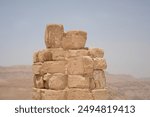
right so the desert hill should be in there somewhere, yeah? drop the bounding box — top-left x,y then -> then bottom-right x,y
0,65 -> 150,100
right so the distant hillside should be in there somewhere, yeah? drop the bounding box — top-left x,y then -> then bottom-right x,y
0,65 -> 150,99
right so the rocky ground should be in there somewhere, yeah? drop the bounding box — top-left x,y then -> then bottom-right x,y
0,65 -> 150,100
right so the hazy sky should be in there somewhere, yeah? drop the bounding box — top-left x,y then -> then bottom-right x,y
0,0 -> 150,77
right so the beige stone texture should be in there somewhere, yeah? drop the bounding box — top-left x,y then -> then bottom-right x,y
38,49 -> 52,62
48,48 -> 65,61
67,89 -> 93,100
43,73 -> 52,89
68,75 -> 89,88
41,61 -> 66,74
93,70 -> 106,89
33,75 -> 44,88
89,48 -> 104,58
67,57 -> 84,75
93,58 -> 107,70
45,24 -> 64,48
92,89 -> 108,100
65,49 -> 89,58
32,88 -> 41,100
89,78 -> 96,90
62,31 -> 87,49
41,89 -> 67,100
33,51 -> 39,63
83,56 -> 93,75
32,63 -> 42,75
48,73 -> 67,90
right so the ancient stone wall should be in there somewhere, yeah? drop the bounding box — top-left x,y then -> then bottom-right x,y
32,24 -> 108,100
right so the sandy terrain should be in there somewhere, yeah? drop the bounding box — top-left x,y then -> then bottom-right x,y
0,65 -> 150,100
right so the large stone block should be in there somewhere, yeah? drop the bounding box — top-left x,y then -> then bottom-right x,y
62,31 -> 87,49
89,48 -> 104,58
93,70 -> 106,89
38,49 -> 52,62
32,63 -> 42,75
67,89 -> 93,100
68,75 -> 89,88
33,75 -> 44,88
48,73 -> 67,90
33,51 -> 39,63
41,61 -> 66,74
32,88 -> 41,100
93,58 -> 107,70
43,73 -> 52,89
45,24 -> 64,48
92,89 -> 109,100
41,89 -> 67,100
49,48 -> 65,61
65,49 -> 89,58
67,56 -> 93,75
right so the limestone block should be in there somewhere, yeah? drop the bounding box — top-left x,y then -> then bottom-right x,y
48,73 -> 67,90
93,70 -> 106,89
62,31 -> 87,49
45,24 -> 64,48
92,89 -> 108,100
33,51 -> 39,63
41,89 -> 67,100
89,48 -> 104,58
38,49 -> 52,62
41,61 -> 66,74
32,63 -> 42,75
67,89 -> 93,100
93,58 -> 107,70
65,49 -> 89,58
33,75 -> 44,88
83,56 -> 93,74
67,57 -> 84,75
49,48 -> 65,61
43,73 -> 52,89
68,75 -> 89,88
89,78 -> 96,90
32,88 -> 41,100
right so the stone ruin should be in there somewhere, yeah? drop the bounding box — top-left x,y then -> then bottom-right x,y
32,24 -> 108,100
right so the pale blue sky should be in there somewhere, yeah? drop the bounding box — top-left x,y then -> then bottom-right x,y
0,0 -> 150,77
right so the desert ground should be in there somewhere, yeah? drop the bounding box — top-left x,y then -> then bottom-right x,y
0,65 -> 150,100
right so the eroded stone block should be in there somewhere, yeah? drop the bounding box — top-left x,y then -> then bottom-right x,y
92,89 -> 108,100
32,63 -> 42,75
33,75 -> 44,88
62,31 -> 87,49
38,49 -> 52,62
41,89 -> 67,100
89,48 -> 104,58
48,73 -> 67,90
67,89 -> 93,100
68,75 -> 89,88
33,51 -> 39,63
93,58 -> 107,70
32,88 -> 41,100
45,24 -> 64,48
83,56 -> 93,74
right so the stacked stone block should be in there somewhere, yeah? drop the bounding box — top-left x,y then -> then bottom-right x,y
32,24 -> 108,100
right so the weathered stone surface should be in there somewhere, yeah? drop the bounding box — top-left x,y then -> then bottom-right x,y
49,48 -> 65,61
38,49 -> 52,62
62,31 -> 87,49
83,56 -> 93,74
43,73 -> 52,89
93,70 -> 106,89
32,88 -> 41,100
68,75 -> 89,88
41,61 -> 66,74
45,24 -> 64,48
89,48 -> 104,58
33,75 -> 44,88
48,73 -> 67,90
65,49 -> 89,58
92,89 -> 108,100
67,89 -> 93,100
67,57 -> 84,75
33,51 -> 39,63
93,58 -> 107,70
89,78 -> 96,90
41,89 -> 67,100
32,63 -> 42,75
